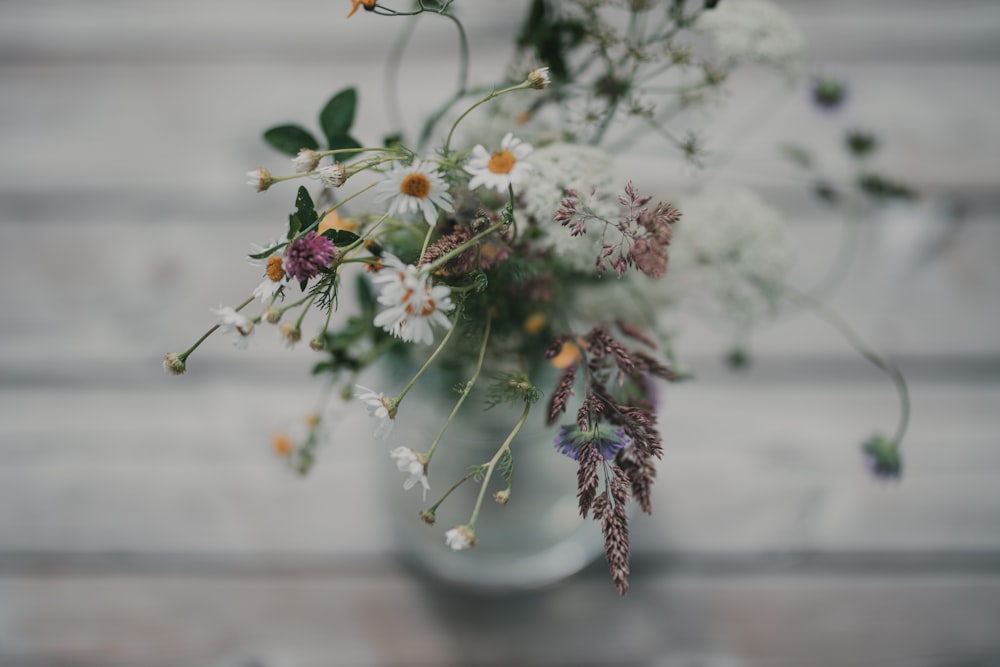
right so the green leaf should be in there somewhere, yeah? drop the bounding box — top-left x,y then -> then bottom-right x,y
287,213 -> 302,241
321,228 -> 361,247
248,243 -> 284,261
295,186 -> 318,228
263,124 -> 320,156
319,88 -> 358,147
329,134 -> 363,162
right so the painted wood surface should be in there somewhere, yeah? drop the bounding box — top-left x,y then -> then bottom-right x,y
2,1 -> 999,665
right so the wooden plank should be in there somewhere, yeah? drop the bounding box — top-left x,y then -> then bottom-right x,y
1,380 -> 997,554
1,573 -> 998,667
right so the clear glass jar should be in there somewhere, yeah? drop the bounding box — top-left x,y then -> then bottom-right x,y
381,368 -> 604,592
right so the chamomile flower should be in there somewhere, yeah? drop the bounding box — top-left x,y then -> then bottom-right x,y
356,385 -> 396,439
371,255 -> 455,345
465,132 -> 534,193
374,160 -> 454,226
252,255 -> 287,303
445,525 -> 477,551
211,305 -> 255,350
390,446 -> 430,500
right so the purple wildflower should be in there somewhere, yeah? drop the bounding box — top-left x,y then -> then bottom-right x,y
555,424 -> 630,461
283,231 -> 335,284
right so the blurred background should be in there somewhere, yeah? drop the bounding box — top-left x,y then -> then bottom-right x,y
2,0 -> 999,665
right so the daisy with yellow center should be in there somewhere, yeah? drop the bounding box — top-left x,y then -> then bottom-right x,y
374,160 -> 455,226
371,254 -> 455,346
465,132 -> 534,193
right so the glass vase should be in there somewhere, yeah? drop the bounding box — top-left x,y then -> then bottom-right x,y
381,369 -> 604,592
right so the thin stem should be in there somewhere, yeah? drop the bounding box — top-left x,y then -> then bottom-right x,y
384,18 -> 418,136
443,81 -> 533,155
425,316 -> 492,463
424,469 -> 478,514
420,220 -> 507,274
179,295 -> 255,361
769,279 -> 910,447
467,401 -> 531,529
394,310 -> 461,405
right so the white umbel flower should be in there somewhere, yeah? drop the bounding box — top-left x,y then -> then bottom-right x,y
374,160 -> 454,226
666,184 -> 793,326
371,255 -> 455,345
696,0 -> 804,79
355,384 -> 395,439
465,132 -> 534,193
445,525 -> 476,551
211,305 -> 255,350
390,446 -> 430,500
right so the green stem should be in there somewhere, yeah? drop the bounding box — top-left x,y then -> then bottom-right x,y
420,220 -> 507,274
394,310 -> 461,405
179,295 -> 255,361
468,401 -> 531,529
770,279 -> 910,447
443,81 -> 533,155
425,317 -> 492,463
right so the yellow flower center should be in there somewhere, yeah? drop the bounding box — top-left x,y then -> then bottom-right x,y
266,256 -> 285,282
400,173 -> 432,199
487,149 -> 517,174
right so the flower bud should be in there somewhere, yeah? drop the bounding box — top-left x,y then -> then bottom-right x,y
246,168 -> 273,192
528,66 -> 551,90
318,163 -> 347,188
492,489 -> 511,506
264,307 -> 282,324
162,352 -> 186,375
309,336 -> 325,351
279,322 -> 301,347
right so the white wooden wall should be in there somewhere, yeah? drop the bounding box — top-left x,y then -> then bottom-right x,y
2,1 -> 999,665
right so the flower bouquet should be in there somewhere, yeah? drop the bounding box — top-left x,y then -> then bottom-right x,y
165,0 -> 911,595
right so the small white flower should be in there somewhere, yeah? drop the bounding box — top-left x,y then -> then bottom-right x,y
355,384 -> 395,439
211,305 -> 255,350
373,160 -> 454,226
445,525 -> 476,551
528,66 -> 551,90
465,132 -> 534,193
371,255 -> 455,345
318,162 -> 347,188
390,446 -> 430,500
292,148 -> 320,174
252,276 -> 283,303
246,168 -> 272,192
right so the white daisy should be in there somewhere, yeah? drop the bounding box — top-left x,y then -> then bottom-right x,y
465,132 -> 534,193
211,305 -> 255,350
373,160 -> 454,226
355,384 -> 396,439
444,525 -> 476,551
371,255 -> 455,346
390,446 -> 430,500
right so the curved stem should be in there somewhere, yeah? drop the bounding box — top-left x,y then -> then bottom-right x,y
178,295 -> 255,361
443,81 -> 532,155
770,279 -> 910,447
467,401 -> 531,530
425,316 -> 492,463
394,310 -> 461,405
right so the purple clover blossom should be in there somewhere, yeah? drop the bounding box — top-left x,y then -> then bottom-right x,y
554,424 -> 630,461
283,231 -> 335,284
